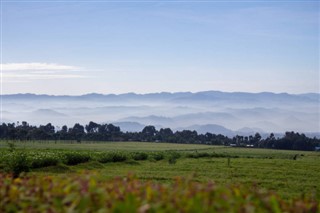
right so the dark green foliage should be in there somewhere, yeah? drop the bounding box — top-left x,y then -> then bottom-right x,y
4,152 -> 30,178
187,152 -> 211,158
111,152 -> 127,162
168,152 -> 181,164
151,152 -> 165,161
63,152 -> 91,165
98,152 -> 128,163
186,152 -> 237,159
131,152 -> 148,161
30,156 -> 59,168
168,156 -> 177,164
97,153 -> 114,163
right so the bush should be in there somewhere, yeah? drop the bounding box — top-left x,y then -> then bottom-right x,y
30,156 -> 59,169
151,152 -> 165,161
206,152 -> 227,158
169,151 -> 181,159
168,152 -> 181,165
186,152 -> 237,159
97,153 -> 113,163
4,151 -> 30,178
187,152 -> 211,158
111,152 -> 127,162
63,152 -> 91,165
98,152 -> 127,163
132,152 -> 148,161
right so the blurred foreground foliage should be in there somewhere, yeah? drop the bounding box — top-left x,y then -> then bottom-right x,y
0,173 -> 318,213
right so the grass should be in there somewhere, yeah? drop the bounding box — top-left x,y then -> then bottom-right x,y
0,140 -> 319,200
0,140 -> 215,151
86,157 -> 319,199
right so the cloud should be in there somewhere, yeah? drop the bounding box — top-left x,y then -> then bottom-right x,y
2,62 -> 81,71
1,62 -> 86,81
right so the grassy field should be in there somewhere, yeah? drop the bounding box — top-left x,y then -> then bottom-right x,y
0,140 -> 215,151
0,140 -> 319,200
35,153 -> 319,199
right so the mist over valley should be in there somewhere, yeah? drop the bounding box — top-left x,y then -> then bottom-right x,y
2,91 -> 319,137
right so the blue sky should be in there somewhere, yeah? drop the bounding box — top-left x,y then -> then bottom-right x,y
1,1 -> 319,95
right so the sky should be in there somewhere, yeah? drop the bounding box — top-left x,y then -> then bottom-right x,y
1,0 -> 319,95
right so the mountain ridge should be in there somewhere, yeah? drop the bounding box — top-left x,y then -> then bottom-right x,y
1,90 -> 319,134
1,90 -> 319,98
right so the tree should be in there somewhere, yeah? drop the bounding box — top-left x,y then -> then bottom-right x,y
1,120 -> 319,151
262,133 -> 276,148
61,125 -> 68,133
56,125 -> 68,140
69,123 -> 85,142
7,123 -> 17,140
16,121 -> 30,141
158,128 -> 174,142
142,126 -> 157,141
39,123 -> 55,140
175,130 -> 198,144
253,133 -> 261,146
85,121 -> 100,133
0,123 -> 8,139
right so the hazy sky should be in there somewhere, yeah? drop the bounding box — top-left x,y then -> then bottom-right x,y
1,1 -> 319,95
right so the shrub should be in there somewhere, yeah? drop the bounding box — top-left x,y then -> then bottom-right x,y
97,153 -> 114,163
63,152 -> 91,165
187,152 -> 211,158
111,152 -> 127,162
98,152 -> 127,163
151,152 -> 165,161
168,156 -> 177,164
186,152 -> 238,159
4,151 -> 30,178
30,156 -> 59,169
168,152 -> 181,165
169,151 -> 181,159
132,152 -> 148,161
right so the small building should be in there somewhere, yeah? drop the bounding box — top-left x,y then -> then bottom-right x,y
315,147 -> 320,151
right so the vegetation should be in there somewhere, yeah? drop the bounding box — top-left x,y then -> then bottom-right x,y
1,173 -> 318,213
1,121 -> 319,151
0,127 -> 319,211
0,141 -> 319,200
3,151 -> 30,178
63,152 -> 91,165
0,175 -> 319,212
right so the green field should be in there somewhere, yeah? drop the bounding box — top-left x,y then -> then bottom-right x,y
0,140 -> 215,151
0,140 -> 319,200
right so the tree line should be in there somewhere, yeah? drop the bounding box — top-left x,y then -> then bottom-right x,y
0,121 -> 319,151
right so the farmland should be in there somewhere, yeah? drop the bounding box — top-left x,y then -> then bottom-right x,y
0,140 -> 319,212
0,140 -> 216,151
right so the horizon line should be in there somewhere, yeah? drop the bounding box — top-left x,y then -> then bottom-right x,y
0,90 -> 319,96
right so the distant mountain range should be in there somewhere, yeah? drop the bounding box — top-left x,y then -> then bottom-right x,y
1,91 -> 319,137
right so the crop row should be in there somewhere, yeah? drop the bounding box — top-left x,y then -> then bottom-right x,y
0,148 -> 295,178
0,149 -> 237,167
0,150 -> 187,177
